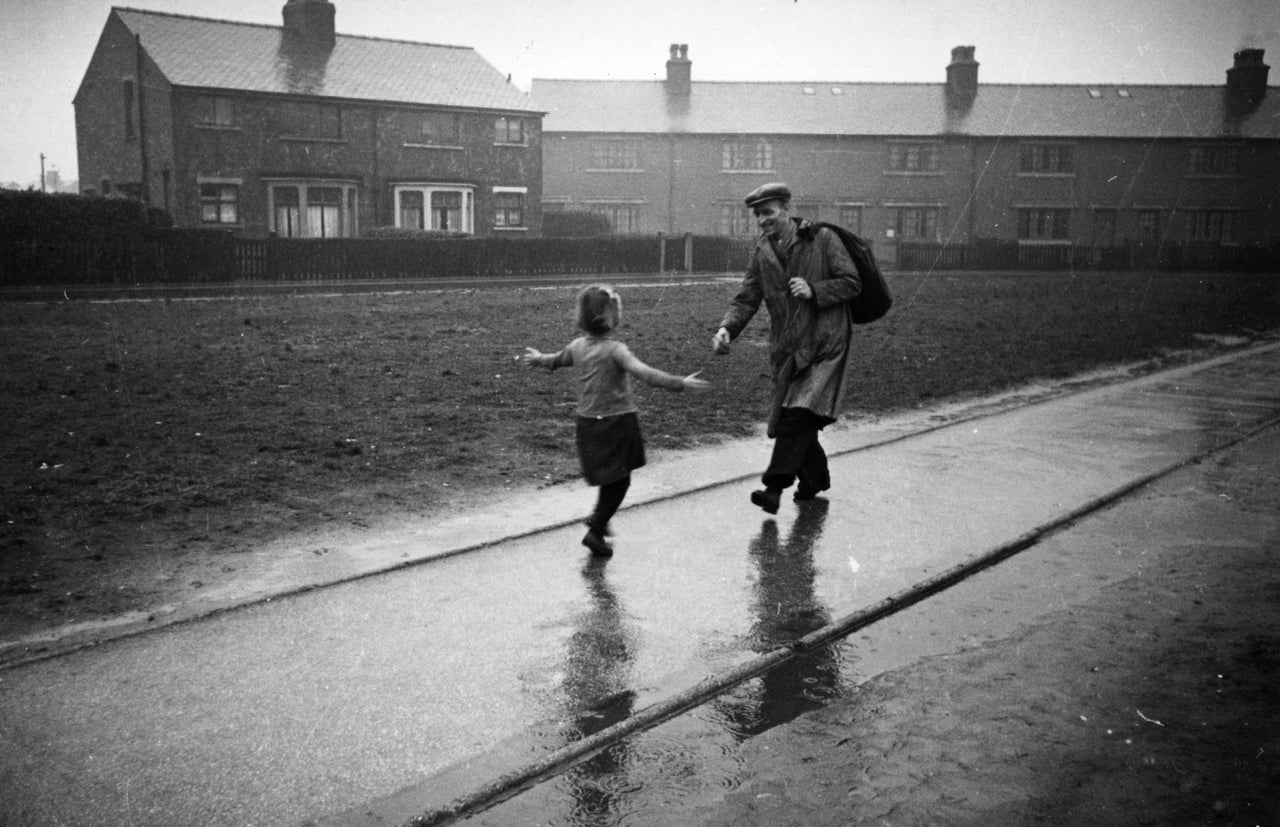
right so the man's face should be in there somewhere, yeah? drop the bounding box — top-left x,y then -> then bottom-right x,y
753,200 -> 791,239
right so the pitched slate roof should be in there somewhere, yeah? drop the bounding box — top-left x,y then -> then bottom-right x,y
531,79 -> 1280,140
111,7 -> 539,113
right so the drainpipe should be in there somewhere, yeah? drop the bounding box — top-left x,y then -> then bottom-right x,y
371,105 -> 380,228
667,134 -> 676,234
135,34 -> 150,206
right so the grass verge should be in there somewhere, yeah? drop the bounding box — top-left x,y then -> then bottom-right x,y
2,270 -> 1278,639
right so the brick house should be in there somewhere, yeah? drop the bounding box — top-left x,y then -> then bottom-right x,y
533,45 -> 1279,267
74,1 -> 544,238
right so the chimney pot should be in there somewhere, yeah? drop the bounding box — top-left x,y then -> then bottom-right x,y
666,43 -> 691,97
946,44 -> 979,99
283,0 -> 336,48
1227,48 -> 1269,105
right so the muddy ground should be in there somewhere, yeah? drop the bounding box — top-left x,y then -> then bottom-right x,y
4,273 -> 1278,651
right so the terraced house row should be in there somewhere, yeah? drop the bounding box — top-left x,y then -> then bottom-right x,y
75,1 -> 1280,269
534,44 -> 1279,268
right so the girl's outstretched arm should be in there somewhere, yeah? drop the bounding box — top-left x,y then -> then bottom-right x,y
682,370 -> 711,391
615,346 -> 710,392
522,346 -> 571,369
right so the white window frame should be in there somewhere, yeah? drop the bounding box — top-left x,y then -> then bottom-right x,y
494,116 -> 525,145
408,111 -> 462,148
586,199 -> 645,234
589,139 -> 642,171
393,184 -> 475,234
836,203 -> 865,234
492,186 -> 528,231
721,138 -> 774,172
886,141 -> 942,174
195,96 -> 235,128
198,176 -> 242,225
266,180 -> 359,238
1018,142 -> 1076,176
718,202 -> 753,236
888,203 -> 942,242
1187,144 -> 1241,178
1185,209 -> 1240,243
1016,205 -> 1073,243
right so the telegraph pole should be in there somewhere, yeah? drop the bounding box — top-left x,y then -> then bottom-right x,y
40,153 -> 46,192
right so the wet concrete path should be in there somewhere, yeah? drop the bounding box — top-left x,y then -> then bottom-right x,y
2,343 -> 1279,827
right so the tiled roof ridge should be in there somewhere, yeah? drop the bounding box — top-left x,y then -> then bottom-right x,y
112,5 -> 475,51
532,76 -> 1242,90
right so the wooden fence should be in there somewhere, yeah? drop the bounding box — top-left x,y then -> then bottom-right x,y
0,233 -> 757,287
897,238 -> 1280,273
4,232 -> 1276,287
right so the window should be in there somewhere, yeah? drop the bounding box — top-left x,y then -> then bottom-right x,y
588,203 -> 642,233
195,96 -> 235,127
399,191 -> 424,229
122,79 -> 135,139
200,183 -> 239,224
1138,209 -> 1161,242
1187,210 -> 1238,243
495,116 -> 524,144
719,203 -> 753,236
419,112 -> 460,146
722,138 -> 773,171
591,140 -> 641,170
494,191 -> 525,228
1018,208 -> 1071,241
307,187 -> 343,238
1092,209 -> 1117,246
895,207 -> 939,241
1019,143 -> 1075,175
393,185 -> 474,233
279,102 -> 342,139
274,186 -> 300,237
837,205 -> 864,234
887,142 -> 941,173
1188,145 -> 1240,177
431,191 -> 463,232
269,182 -> 357,237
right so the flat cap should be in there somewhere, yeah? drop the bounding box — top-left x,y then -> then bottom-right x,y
743,182 -> 792,207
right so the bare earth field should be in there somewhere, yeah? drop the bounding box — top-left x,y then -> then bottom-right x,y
2,270 -> 1279,652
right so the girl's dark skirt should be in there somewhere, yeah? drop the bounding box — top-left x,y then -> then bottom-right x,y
576,412 -> 646,486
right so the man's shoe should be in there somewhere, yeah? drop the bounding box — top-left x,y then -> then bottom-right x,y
582,529 -> 614,557
794,481 -> 831,501
750,488 -> 781,514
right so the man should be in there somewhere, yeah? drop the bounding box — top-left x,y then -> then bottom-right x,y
712,183 -> 862,514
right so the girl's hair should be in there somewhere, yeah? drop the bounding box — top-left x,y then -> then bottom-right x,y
577,285 -> 621,335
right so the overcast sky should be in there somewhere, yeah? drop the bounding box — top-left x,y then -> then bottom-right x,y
1,0 -> 1276,186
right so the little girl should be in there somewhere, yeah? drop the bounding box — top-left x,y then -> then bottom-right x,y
523,285 -> 709,556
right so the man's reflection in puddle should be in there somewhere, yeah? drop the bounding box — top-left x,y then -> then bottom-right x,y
557,557 -> 637,823
715,499 -> 842,739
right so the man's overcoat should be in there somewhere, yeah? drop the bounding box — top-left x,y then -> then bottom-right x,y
719,218 -> 862,436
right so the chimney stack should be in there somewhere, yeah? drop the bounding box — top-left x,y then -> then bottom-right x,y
283,0 -> 336,48
666,43 -> 691,97
1227,48 -> 1269,105
946,45 -> 979,99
